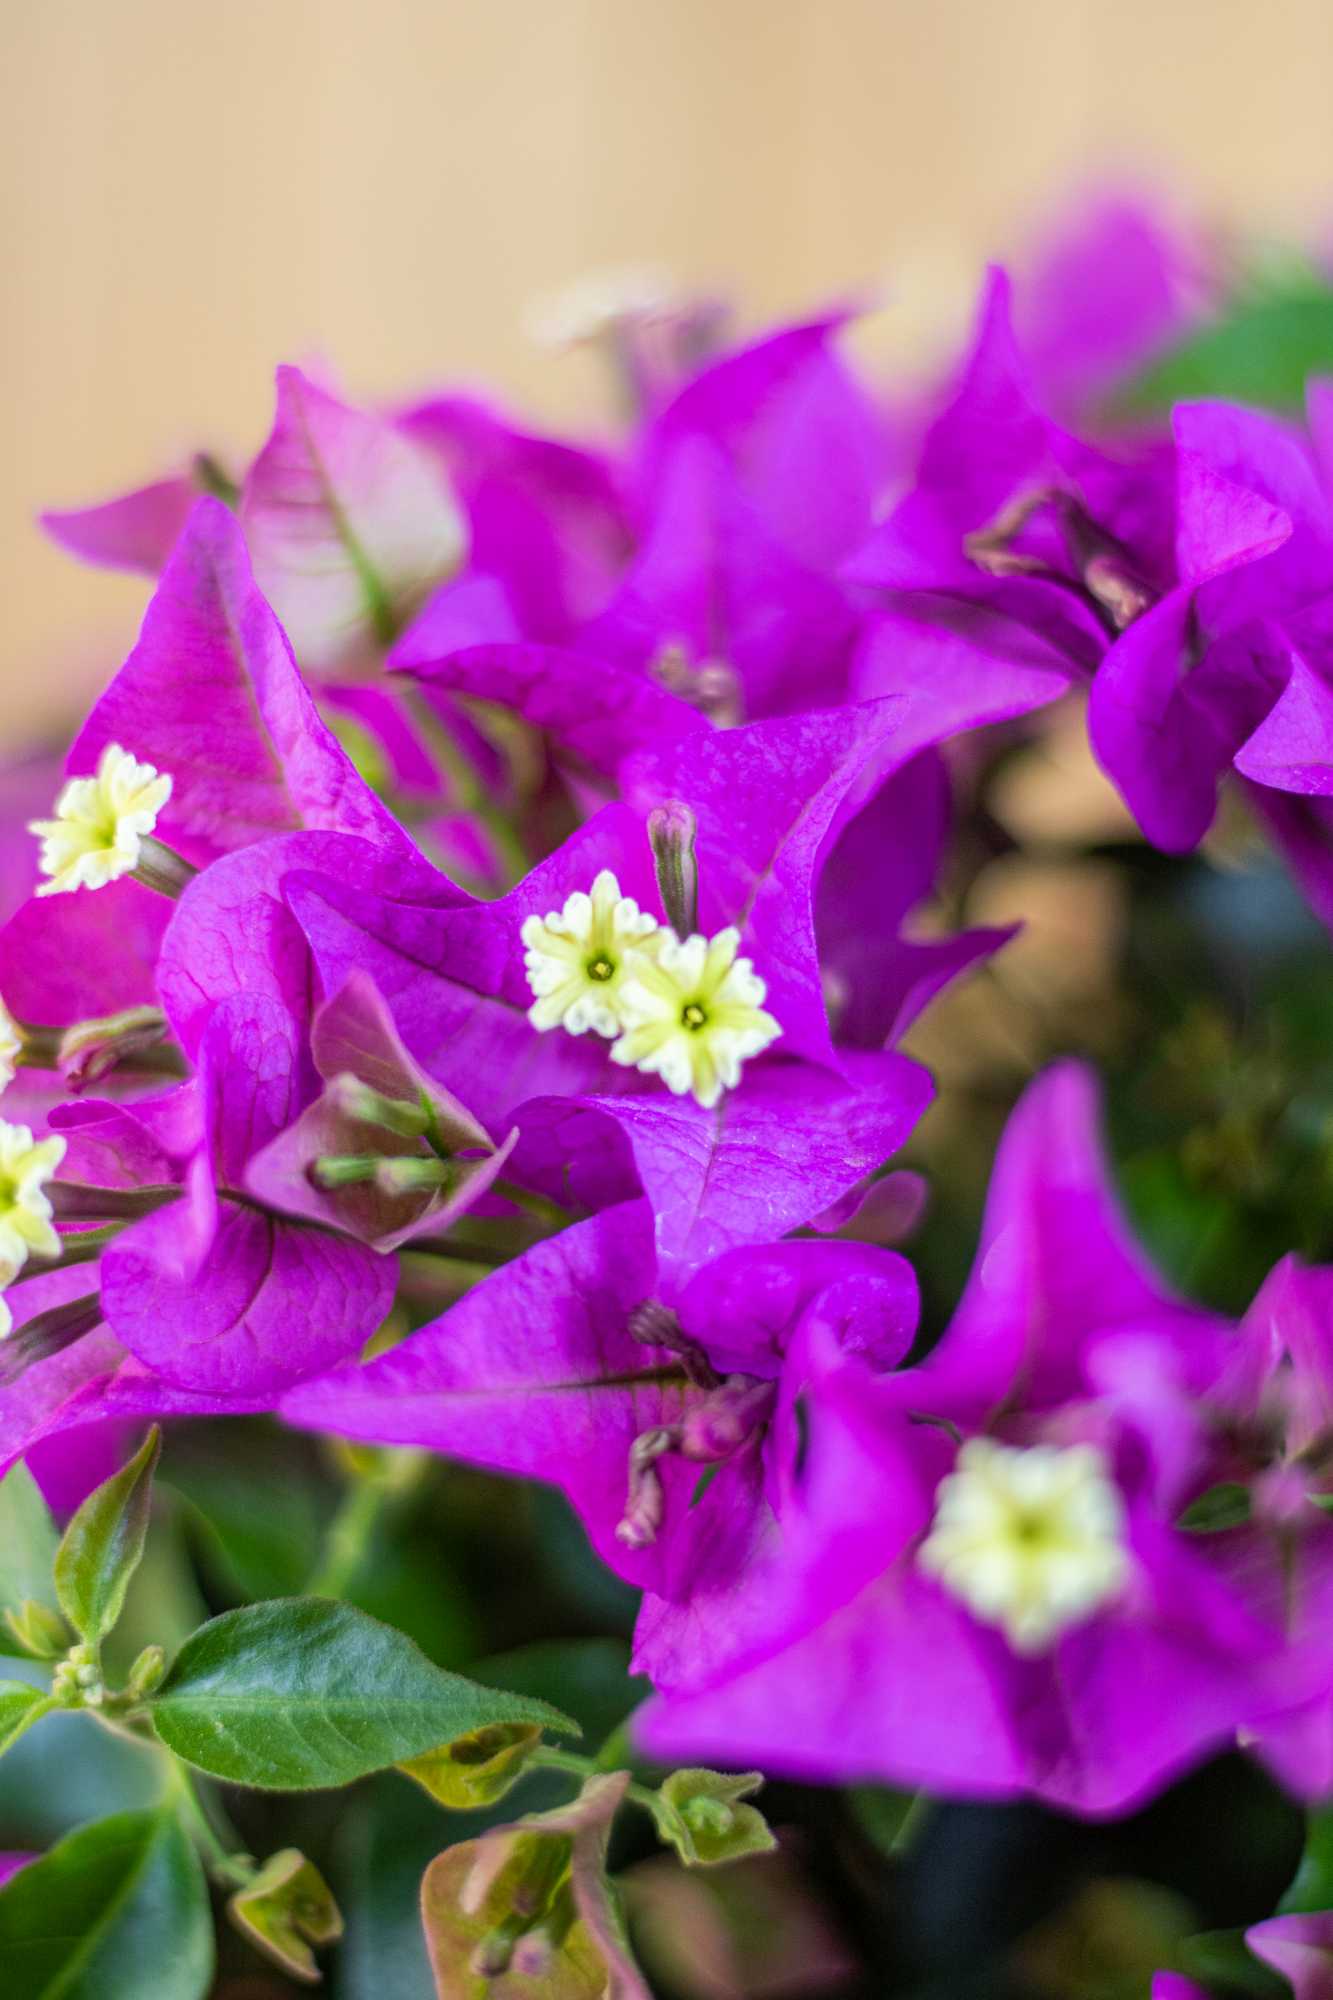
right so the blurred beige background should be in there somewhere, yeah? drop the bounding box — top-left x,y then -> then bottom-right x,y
5,0 -> 1333,743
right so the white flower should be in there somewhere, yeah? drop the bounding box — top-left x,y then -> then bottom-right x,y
610,926 -> 781,1110
918,1438 -> 1130,1654
0,1121 -> 65,1289
0,999 -> 21,1096
521,870 -> 665,1038
30,743 -> 173,897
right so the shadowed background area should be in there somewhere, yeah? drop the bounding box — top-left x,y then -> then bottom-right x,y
5,0 -> 1333,740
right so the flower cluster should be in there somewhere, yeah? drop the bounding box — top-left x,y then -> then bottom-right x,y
9,193 -> 1333,1885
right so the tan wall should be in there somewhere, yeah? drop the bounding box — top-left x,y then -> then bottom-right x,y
4,0 -> 1333,739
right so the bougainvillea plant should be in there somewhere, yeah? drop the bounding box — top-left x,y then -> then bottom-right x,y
12,196 -> 1333,1995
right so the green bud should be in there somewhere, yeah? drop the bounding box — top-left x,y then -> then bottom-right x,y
683,1794 -> 734,1836
373,1155 -> 453,1197
656,1767 -> 776,1867
327,1072 -> 433,1139
308,1153 -> 381,1190
2,1598 -> 71,1661
127,1643 -> 167,1697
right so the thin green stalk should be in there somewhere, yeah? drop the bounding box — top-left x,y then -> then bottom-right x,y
168,1757 -> 252,1888
531,1746 -> 664,1823
305,1476 -> 388,1600
492,1178 -> 571,1230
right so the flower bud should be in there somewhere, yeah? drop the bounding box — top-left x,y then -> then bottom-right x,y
57,1005 -> 179,1091
2,1598 -> 71,1661
326,1072 -> 433,1139
648,800 -> 699,940
127,1644 -> 167,1697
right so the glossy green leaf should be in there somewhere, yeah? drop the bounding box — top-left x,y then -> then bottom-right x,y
149,1597 -> 575,1790
401,1721 -> 543,1809
1114,285 -> 1333,416
53,1428 -> 160,1643
227,1846 -> 342,1985
0,1806 -> 213,1999
0,1684 -> 55,1759
0,1462 -> 60,1650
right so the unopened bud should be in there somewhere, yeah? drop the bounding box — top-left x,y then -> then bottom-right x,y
510,1928 -> 555,1978
130,835 -> 198,901
3,1598 -> 70,1661
471,1916 -> 526,1979
683,1796 -> 734,1835
0,1292 -> 102,1386
57,1005 -> 181,1091
616,1426 -> 674,1548
648,801 -> 699,940
372,1155 -> 452,1197
52,1641 -> 101,1708
127,1644 -> 167,1697
308,1154 -> 381,1191
327,1073 -> 433,1140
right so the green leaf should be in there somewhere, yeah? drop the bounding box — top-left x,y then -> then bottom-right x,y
1178,1926 -> 1286,1996
655,1768 -> 777,1868
1177,1481 -> 1253,1533
401,1722 -> 543,1810
1281,1804 -> 1333,1914
53,1428 -> 160,1643
847,1784 -> 926,1857
149,1597 -> 576,1790
0,1684 -> 55,1759
227,1847 -> 343,1985
1114,285 -> 1333,416
0,1462 -> 60,1648
0,1806 -> 213,1999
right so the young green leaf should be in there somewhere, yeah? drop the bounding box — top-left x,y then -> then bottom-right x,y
53,1427 -> 161,1644
0,1684 -> 55,1759
0,1806 -> 213,1999
149,1597 -> 576,1790
401,1721 -> 543,1810
0,1462 -> 60,1648
227,1847 -> 343,1985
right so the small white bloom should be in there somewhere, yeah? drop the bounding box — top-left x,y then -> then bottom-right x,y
0,999 -> 21,1096
0,1121 -> 65,1284
30,743 -> 173,897
521,870 -> 664,1039
611,926 -> 781,1110
918,1438 -> 1130,1654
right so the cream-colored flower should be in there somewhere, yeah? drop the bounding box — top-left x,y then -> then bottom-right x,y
918,1438 -> 1130,1654
0,1121 -> 65,1286
521,870 -> 665,1039
0,999 -> 21,1096
30,743 -> 173,897
610,926 -> 781,1110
